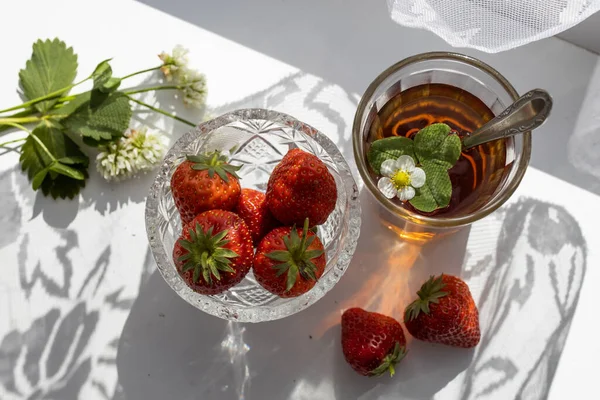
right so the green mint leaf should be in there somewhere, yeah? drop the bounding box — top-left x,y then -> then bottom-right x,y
367,136 -> 415,174
414,123 -> 461,169
404,123 -> 461,213
19,38 -> 78,113
408,182 -> 437,213
58,92 -> 132,146
409,162 -> 452,212
19,123 -> 89,199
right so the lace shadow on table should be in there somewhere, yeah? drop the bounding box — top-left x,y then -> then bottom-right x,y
459,197 -> 586,400
112,194 -> 585,400
0,243 -> 113,400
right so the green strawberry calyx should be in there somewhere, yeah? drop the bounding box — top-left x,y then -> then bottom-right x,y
370,342 -> 407,377
266,218 -> 324,292
177,222 -> 239,285
186,150 -> 241,182
404,274 -> 449,321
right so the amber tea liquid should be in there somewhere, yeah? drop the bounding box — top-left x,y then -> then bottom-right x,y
367,83 -> 509,217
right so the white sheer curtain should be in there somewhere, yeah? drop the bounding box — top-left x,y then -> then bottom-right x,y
387,0 -> 600,52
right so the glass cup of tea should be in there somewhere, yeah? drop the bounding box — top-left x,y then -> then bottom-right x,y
353,52 -> 531,244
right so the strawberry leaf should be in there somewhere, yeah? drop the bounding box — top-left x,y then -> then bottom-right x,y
31,168 -> 49,190
268,219 -> 323,293
273,262 -> 291,277
303,249 -> 324,259
19,38 -> 78,113
19,123 -> 89,199
187,151 -> 241,182
89,59 -> 122,108
286,264 -> 298,291
267,250 -> 292,262
178,224 -> 238,285
369,342 -> 407,377
404,275 -> 448,321
55,92 -> 132,146
49,162 -> 85,180
91,59 -> 118,92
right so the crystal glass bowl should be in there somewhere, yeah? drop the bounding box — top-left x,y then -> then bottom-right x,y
145,109 -> 361,322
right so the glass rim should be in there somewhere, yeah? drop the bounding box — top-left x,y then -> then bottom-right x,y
352,51 -> 532,228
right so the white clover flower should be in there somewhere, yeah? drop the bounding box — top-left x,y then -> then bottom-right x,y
96,128 -> 166,181
158,45 -> 208,109
377,155 -> 426,201
158,45 -> 189,82
180,69 -> 207,109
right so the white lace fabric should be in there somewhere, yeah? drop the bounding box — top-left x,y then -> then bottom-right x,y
388,0 -> 600,53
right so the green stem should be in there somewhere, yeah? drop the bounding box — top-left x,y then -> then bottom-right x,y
0,64 -> 163,113
1,122 -> 56,161
0,116 -> 41,126
123,85 -> 183,95
121,66 -> 162,80
0,77 -> 90,114
56,95 -> 75,104
0,109 -> 38,134
55,83 -> 183,104
126,96 -> 195,127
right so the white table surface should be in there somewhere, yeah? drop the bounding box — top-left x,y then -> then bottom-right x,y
1,1 -> 599,399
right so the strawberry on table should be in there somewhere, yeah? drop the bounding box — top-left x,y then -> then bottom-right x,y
341,308 -> 407,377
173,210 -> 253,295
404,274 -> 480,348
236,188 -> 280,246
266,148 -> 337,226
171,150 -> 242,225
253,219 -> 326,297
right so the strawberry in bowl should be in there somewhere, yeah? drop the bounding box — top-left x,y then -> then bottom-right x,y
236,188 -> 280,246
253,219 -> 326,298
171,150 -> 241,225
173,210 -> 254,295
145,108 -> 361,322
266,148 -> 337,226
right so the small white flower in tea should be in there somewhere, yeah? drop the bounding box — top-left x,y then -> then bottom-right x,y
96,128 -> 166,181
377,155 -> 426,201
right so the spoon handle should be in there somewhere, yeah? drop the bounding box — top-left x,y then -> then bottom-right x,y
462,89 -> 553,149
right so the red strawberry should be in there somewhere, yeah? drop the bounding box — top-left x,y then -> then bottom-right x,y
404,274 -> 480,348
341,308 -> 407,377
171,151 -> 242,225
253,219 -> 326,297
266,148 -> 337,226
173,210 -> 253,295
236,188 -> 280,246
